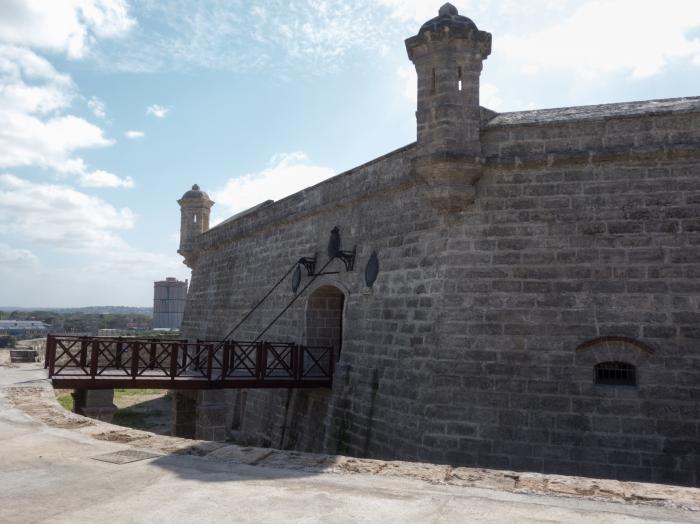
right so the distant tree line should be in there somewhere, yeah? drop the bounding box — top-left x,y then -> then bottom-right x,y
0,336 -> 16,348
0,310 -> 153,334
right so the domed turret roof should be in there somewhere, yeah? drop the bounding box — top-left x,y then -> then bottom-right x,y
405,3 -> 491,60
180,184 -> 211,201
418,3 -> 478,35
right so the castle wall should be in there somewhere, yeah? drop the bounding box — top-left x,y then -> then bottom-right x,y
181,104 -> 700,486
421,109 -> 700,486
182,145 -> 448,456
481,99 -> 700,161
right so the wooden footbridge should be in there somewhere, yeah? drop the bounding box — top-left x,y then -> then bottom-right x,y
46,335 -> 334,390
45,230 -> 360,391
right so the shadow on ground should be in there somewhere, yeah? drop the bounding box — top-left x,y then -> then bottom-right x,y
112,393 -> 172,435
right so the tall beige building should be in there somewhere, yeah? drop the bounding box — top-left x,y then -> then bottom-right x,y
153,277 -> 188,330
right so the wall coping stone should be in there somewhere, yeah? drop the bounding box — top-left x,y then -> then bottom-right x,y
485,96 -> 700,128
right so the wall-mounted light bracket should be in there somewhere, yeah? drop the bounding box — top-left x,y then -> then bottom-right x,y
298,255 -> 317,276
336,247 -> 356,272
292,255 -> 317,293
327,226 -> 356,272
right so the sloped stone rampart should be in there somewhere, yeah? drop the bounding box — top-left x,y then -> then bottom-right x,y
2,380 -> 699,512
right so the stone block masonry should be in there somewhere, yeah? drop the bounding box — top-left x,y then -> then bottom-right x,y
73,389 -> 117,422
177,4 -> 700,487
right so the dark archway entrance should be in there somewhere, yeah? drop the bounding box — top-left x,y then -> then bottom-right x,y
305,285 -> 345,362
278,285 -> 345,452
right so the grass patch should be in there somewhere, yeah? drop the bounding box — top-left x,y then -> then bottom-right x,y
112,409 -> 149,429
56,393 -> 74,412
114,388 -> 168,401
112,409 -> 164,431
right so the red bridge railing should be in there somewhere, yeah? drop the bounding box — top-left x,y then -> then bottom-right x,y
45,335 -> 334,390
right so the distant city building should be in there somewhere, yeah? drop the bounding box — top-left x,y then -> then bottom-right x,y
0,320 -> 50,337
153,277 -> 188,330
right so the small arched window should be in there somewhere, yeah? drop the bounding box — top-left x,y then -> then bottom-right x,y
595,361 -> 636,386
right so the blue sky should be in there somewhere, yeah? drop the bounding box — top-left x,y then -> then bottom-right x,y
0,0 -> 699,307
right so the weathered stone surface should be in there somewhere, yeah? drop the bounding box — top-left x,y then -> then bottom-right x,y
9,349 -> 36,363
177,5 -> 700,487
73,389 -> 117,422
204,445 -> 275,465
449,467 -> 518,490
256,449 -> 329,470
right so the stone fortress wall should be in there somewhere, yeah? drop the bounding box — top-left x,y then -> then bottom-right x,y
178,4 -> 700,486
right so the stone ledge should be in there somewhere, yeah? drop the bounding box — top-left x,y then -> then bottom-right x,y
9,349 -> 37,363
486,96 -> 700,128
2,380 -> 699,513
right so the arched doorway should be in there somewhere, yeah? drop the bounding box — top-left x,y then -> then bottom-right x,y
305,285 -> 345,362
278,285 -> 345,451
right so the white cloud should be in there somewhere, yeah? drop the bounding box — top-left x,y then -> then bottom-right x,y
146,104 -> 170,118
0,174 -> 134,249
481,83 -> 503,110
0,110 -> 111,167
0,242 -> 38,265
0,112 -> 112,167
0,46 -> 132,188
214,152 -> 335,216
379,0 -> 456,22
7,0 -> 692,89
0,174 -> 186,306
378,0 -> 570,23
0,45 -> 73,114
0,0 -> 135,59
88,96 -> 106,118
397,65 -> 416,102
91,1 -> 399,73
79,169 -> 134,188
0,1 -> 187,306
124,130 -> 144,139
499,0 -> 700,79
387,1 -> 700,89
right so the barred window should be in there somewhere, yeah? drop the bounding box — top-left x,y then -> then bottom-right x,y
595,362 -> 636,386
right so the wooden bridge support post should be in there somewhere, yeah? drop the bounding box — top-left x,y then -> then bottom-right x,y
115,338 -> 123,369
79,337 -> 88,368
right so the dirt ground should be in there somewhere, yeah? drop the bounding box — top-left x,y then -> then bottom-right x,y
0,350 -> 11,366
55,388 -> 173,436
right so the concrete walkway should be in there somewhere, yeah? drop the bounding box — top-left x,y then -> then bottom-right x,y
1,363 -> 698,523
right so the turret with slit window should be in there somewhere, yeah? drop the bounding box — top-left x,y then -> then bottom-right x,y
177,184 -> 214,266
